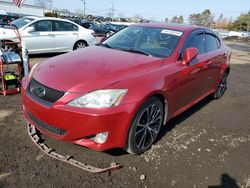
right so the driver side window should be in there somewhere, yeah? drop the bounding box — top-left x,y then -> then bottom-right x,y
31,20 -> 52,32
186,34 -> 205,55
179,32 -> 205,61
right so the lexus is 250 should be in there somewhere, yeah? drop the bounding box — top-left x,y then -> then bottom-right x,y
22,24 -> 231,154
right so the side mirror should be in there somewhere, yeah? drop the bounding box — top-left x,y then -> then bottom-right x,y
25,26 -> 35,33
183,47 -> 198,65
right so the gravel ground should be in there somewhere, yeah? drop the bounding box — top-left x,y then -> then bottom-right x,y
0,41 -> 250,188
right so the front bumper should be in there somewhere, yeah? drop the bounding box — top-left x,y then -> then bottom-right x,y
22,77 -> 137,150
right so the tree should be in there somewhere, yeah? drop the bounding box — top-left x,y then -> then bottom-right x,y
132,15 -> 143,23
35,0 -> 49,9
188,9 -> 214,27
215,14 -> 230,30
75,8 -> 84,17
171,16 -> 178,23
178,16 -> 184,24
231,11 -> 250,31
170,15 -> 184,23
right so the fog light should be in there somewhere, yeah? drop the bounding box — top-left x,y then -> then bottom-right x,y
94,132 -> 108,144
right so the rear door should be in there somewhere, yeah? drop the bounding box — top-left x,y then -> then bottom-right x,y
203,32 -> 225,90
52,20 -> 79,51
22,20 -> 55,53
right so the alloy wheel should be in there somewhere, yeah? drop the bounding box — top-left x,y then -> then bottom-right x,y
216,72 -> 228,98
74,41 -> 87,50
134,104 -> 162,150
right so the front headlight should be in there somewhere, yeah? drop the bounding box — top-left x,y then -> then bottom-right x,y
28,63 -> 39,82
67,89 -> 128,108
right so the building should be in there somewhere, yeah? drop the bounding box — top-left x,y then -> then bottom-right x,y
0,0 -> 44,17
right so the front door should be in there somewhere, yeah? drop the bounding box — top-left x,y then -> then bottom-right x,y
171,31 -> 211,113
21,20 -> 55,54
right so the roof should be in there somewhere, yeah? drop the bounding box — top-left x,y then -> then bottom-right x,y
24,16 -> 75,23
131,23 -> 204,32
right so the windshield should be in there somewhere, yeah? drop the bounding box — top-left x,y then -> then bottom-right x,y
11,17 -> 34,29
103,26 -> 183,58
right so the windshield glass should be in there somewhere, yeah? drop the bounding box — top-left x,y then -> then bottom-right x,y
11,17 -> 34,29
103,26 -> 183,58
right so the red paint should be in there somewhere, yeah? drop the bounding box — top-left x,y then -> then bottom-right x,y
22,24 -> 231,151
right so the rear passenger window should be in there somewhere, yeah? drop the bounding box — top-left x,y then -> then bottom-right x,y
186,34 -> 205,54
205,34 -> 220,52
54,21 -> 78,32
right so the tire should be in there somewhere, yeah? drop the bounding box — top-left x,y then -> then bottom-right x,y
212,71 -> 228,99
73,41 -> 87,50
125,97 -> 164,155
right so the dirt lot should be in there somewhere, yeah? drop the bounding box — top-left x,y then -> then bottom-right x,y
0,41 -> 250,188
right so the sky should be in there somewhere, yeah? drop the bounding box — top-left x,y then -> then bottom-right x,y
19,0 -> 250,21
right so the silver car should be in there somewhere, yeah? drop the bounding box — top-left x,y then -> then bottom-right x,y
0,16 -> 97,54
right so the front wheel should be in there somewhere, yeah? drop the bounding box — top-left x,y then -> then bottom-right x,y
212,71 -> 228,99
125,97 -> 164,155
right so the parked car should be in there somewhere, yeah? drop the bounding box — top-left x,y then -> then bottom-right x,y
22,24 -> 231,154
0,14 -> 20,24
0,16 -> 96,54
103,23 -> 127,38
80,20 -> 107,37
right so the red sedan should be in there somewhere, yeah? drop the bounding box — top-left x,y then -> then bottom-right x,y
22,24 -> 231,154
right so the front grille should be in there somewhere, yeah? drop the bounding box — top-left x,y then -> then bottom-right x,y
28,113 -> 66,136
28,79 -> 64,106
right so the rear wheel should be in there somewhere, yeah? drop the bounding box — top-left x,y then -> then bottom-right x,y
125,97 -> 164,155
212,71 -> 228,99
73,41 -> 87,50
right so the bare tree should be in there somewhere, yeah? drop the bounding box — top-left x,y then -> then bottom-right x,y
35,0 -> 50,9
75,8 -> 84,17
132,15 -> 143,23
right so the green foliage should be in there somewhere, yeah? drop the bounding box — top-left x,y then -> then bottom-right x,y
231,11 -> 250,31
188,9 -> 214,27
170,15 -> 184,24
45,12 -> 58,18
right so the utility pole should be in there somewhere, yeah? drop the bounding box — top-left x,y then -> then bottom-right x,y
81,0 -> 86,18
48,0 -> 53,12
111,1 -> 115,21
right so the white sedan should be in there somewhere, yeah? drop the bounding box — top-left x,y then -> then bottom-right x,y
0,16 -> 97,54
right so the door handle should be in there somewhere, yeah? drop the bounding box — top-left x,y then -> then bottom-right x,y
206,61 -> 212,65
204,61 -> 212,69
72,33 -> 78,35
190,67 -> 201,75
48,34 -> 55,37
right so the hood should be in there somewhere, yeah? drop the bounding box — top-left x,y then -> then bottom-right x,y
33,46 -> 163,93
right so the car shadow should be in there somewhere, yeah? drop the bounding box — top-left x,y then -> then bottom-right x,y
208,173 -> 240,188
28,53 -> 64,58
156,96 -> 212,144
104,148 -> 128,156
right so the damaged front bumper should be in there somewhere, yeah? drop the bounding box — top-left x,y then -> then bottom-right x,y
27,123 -> 122,173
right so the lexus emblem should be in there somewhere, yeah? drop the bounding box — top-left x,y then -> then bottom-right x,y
35,87 -> 46,98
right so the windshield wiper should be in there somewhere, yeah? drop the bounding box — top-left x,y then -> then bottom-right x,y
120,48 -> 152,57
